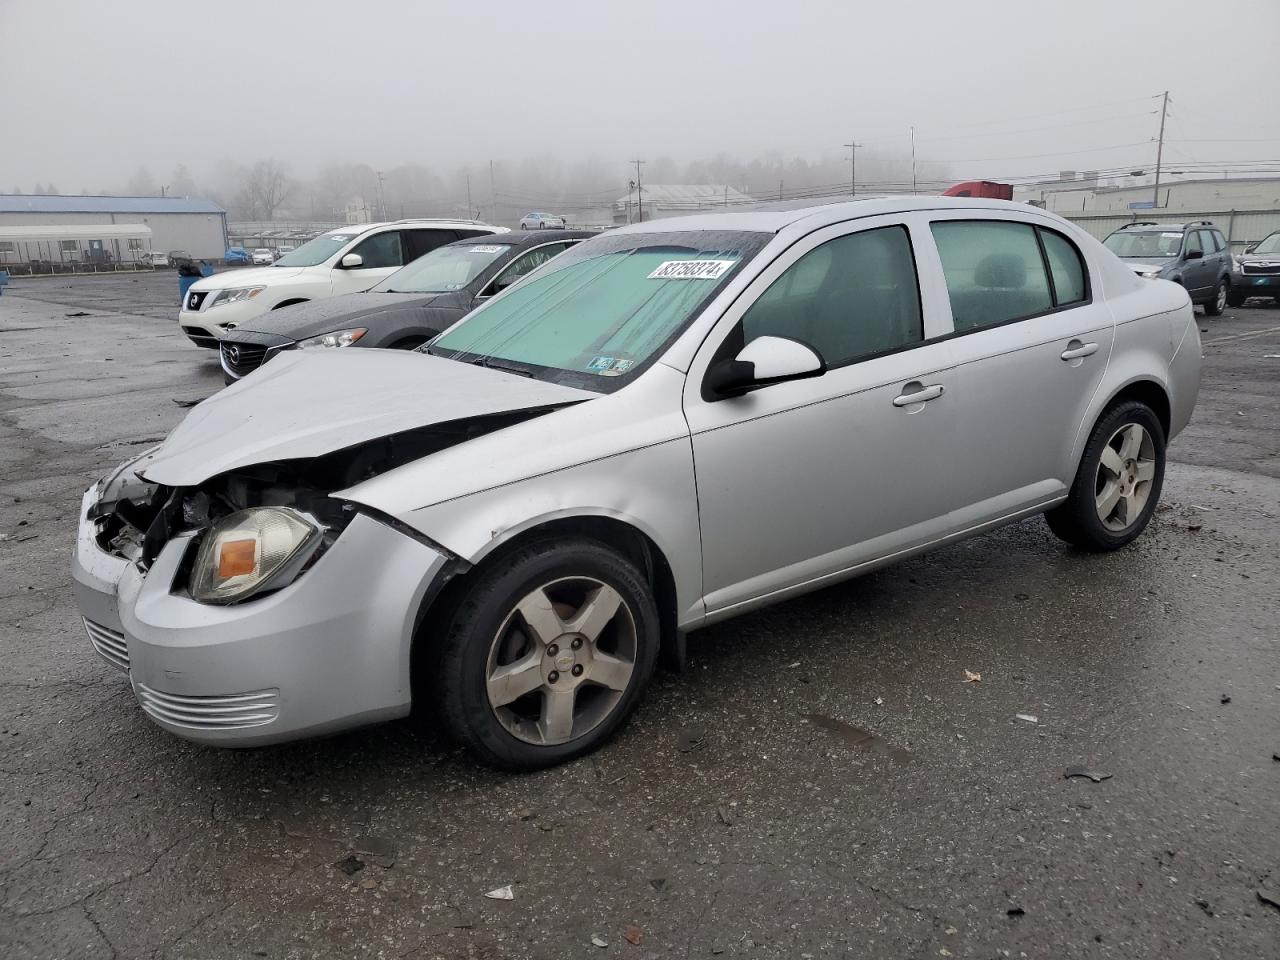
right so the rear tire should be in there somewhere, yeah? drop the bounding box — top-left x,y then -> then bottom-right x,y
1045,400 -> 1166,552
430,537 -> 660,771
1203,278 -> 1227,316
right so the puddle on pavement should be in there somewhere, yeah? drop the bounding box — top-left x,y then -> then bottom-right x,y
803,713 -> 912,763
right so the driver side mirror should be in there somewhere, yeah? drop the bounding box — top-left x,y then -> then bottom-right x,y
705,336 -> 825,399
1183,249 -> 1203,261
1245,243 -> 1257,253
340,253 -> 364,269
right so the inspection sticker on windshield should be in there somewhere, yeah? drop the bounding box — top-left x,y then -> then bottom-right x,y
470,245 -> 504,254
1161,232 -> 1182,238
648,259 -> 736,280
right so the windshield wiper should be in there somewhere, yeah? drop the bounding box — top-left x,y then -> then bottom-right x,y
474,356 -> 534,378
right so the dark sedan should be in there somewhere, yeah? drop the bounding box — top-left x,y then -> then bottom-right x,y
218,230 -> 594,382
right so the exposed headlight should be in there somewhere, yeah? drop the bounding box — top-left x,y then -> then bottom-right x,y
1137,269 -> 1162,279
296,327 -> 367,349
210,286 -> 266,308
190,507 -> 319,604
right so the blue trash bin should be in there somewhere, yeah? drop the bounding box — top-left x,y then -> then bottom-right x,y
177,261 -> 213,304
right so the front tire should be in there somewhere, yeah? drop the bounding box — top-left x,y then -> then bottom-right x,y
1045,400 -> 1166,551
1204,278 -> 1227,316
431,538 -> 660,770
1226,289 -> 1246,308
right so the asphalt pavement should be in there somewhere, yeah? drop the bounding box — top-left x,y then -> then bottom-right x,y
1,273 -> 1277,959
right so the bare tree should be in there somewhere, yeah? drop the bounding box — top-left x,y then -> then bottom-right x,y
126,166 -> 157,196
238,159 -> 293,220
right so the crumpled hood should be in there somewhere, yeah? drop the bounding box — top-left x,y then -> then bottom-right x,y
140,350 -> 594,486
190,265 -> 306,290
234,291 -> 465,340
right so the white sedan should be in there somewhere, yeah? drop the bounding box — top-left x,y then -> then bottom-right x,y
251,248 -> 275,265
520,212 -> 567,230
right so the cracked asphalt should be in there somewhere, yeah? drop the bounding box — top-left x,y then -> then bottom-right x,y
2,274 -> 1278,959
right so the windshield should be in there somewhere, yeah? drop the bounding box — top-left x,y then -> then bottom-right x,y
376,242 -> 513,293
1103,230 -> 1183,259
430,230 -> 770,391
1252,233 -> 1280,254
274,231 -> 359,267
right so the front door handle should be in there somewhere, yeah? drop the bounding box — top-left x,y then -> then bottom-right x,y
892,383 -> 945,407
1060,340 -> 1099,361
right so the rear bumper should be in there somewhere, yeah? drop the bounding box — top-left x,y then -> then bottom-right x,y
72,487 -> 451,746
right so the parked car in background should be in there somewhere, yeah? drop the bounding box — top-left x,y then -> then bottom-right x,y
1229,230 -> 1280,306
225,247 -> 252,265
142,251 -> 170,267
167,249 -> 191,263
1102,221 -> 1233,315
251,248 -> 275,265
520,211 -> 567,230
179,220 -> 508,348
219,230 -> 592,382
75,197 -> 1199,770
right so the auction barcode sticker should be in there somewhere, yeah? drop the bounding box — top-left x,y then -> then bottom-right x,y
648,259 -> 736,280
470,245 -> 505,254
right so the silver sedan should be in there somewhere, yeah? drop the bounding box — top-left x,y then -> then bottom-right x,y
73,197 -> 1201,769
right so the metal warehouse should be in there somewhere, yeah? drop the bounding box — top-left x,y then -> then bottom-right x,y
0,194 -> 228,269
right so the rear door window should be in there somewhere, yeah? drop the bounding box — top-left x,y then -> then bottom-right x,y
930,221 -> 1053,332
739,225 -> 923,367
403,229 -> 458,262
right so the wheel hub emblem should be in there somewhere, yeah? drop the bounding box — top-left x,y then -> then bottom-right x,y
554,652 -> 574,671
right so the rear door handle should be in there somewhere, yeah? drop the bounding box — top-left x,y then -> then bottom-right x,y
1060,340 -> 1099,361
892,383 -> 945,407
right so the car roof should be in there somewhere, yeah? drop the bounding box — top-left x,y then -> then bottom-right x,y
609,195 -> 1072,236
439,229 -> 596,250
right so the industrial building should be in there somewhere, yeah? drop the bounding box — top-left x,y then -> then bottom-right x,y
1015,175 -> 1280,214
0,195 -> 227,271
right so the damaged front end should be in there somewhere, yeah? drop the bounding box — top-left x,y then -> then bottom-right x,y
88,409 -> 551,603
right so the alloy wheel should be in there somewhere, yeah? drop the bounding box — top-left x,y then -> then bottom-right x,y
1095,423 -> 1156,531
485,577 -> 637,745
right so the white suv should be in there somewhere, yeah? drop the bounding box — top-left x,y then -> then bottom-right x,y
178,220 -> 507,347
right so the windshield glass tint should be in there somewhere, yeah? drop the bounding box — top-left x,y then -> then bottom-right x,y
274,231 -> 358,267
431,231 -> 769,389
376,243 -> 513,293
1103,230 -> 1182,258
1254,233 -> 1280,254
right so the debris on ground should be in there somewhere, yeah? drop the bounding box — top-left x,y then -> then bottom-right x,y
677,726 -> 707,753
1195,898 -> 1214,916
1015,713 -> 1038,724
1007,907 -> 1025,917
1187,523 -> 1203,532
649,878 -> 667,892
333,855 -> 364,876
1220,695 -> 1231,704
591,935 -> 609,948
65,311 -> 91,317
171,397 -> 202,408
1257,889 -> 1280,912
484,885 -> 515,900
1064,766 -> 1112,783
716,804 -> 737,826
803,713 -> 911,763
874,697 -> 884,706
963,670 -> 982,683
623,925 -> 643,945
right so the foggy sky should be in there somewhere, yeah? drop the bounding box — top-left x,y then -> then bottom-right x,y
4,0 -> 1279,194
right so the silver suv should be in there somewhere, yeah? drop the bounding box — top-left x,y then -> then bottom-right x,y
1102,220 -> 1234,315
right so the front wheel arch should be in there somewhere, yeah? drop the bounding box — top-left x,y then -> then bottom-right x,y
411,515 -> 681,702
273,298 -> 310,310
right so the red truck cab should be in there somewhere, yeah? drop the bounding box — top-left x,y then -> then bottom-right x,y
943,181 -> 1013,200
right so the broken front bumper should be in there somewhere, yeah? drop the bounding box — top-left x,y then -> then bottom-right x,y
71,486 -> 449,746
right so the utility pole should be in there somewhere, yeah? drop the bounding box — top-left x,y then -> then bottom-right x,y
375,171 -> 386,221
160,184 -> 168,198
466,171 -> 473,219
1152,90 -> 1169,210
778,179 -> 783,200
630,159 -> 646,222
910,126 -> 918,194
489,160 -> 496,223
843,138 -> 861,196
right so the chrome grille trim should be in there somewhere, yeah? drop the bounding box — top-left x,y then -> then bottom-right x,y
84,618 -> 129,673
134,684 -> 280,730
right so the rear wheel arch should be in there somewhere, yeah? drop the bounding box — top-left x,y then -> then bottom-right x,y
1101,379 -> 1171,438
